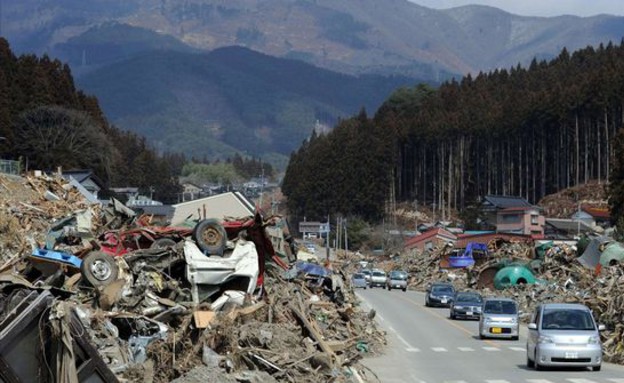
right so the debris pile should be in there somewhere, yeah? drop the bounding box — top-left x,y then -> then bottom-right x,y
0,173 -> 384,382
385,235 -> 624,364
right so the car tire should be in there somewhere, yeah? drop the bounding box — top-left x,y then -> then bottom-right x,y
592,365 -> 601,372
479,333 -> 485,340
388,286 -> 392,291
450,312 -> 455,320
402,288 -> 407,292
81,251 -> 118,288
535,353 -> 543,371
527,355 -> 534,368
192,219 -> 227,255
511,335 -> 519,341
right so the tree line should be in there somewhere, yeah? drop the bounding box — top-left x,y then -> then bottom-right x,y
0,38 -> 184,203
283,40 -> 624,227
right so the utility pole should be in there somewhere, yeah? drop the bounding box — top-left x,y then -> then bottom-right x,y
326,214 -> 330,263
344,218 -> 348,255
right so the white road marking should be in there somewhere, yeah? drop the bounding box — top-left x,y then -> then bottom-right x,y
508,346 -> 526,352
387,326 -> 418,351
443,381 -> 468,383
566,379 -> 599,383
482,346 -> 500,351
526,380 -> 555,383
431,347 -> 448,352
485,380 -> 510,383
457,347 -> 474,352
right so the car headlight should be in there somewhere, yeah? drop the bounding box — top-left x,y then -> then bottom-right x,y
510,317 -> 517,324
484,318 -> 492,324
538,335 -> 553,344
588,335 -> 600,345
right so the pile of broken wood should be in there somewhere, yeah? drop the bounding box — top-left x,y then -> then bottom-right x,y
0,173 -> 386,382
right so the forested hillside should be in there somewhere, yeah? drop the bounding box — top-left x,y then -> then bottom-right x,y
283,42 -> 624,224
0,38 -> 183,203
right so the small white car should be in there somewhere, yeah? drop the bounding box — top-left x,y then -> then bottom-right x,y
479,297 -> 519,340
526,303 -> 605,371
368,269 -> 387,288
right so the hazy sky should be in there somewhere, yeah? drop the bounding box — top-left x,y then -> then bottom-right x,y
410,0 -> 623,17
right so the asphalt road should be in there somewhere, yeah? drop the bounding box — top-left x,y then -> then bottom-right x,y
357,288 -> 624,383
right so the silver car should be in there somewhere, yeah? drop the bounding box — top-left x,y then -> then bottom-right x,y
351,273 -> 368,289
386,270 -> 408,291
479,297 -> 519,340
526,303 -> 605,371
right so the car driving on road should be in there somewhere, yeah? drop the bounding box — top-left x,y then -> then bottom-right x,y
351,273 -> 368,289
369,269 -> 387,288
526,303 -> 605,371
450,291 -> 483,320
424,282 -> 455,307
386,270 -> 408,291
479,297 -> 519,340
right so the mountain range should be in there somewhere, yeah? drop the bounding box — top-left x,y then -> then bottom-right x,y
2,0 -> 624,164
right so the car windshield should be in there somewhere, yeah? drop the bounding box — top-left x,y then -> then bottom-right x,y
542,309 -> 596,330
362,270 -> 371,275
372,271 -> 385,277
456,294 -> 482,303
390,272 -> 407,280
353,273 -> 364,279
484,300 -> 517,314
432,286 -> 454,294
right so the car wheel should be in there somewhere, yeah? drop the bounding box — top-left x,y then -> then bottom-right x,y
535,352 -> 543,371
592,365 -> 601,371
511,335 -> 519,341
479,333 -> 485,340
363,286 -> 367,289
388,286 -> 392,291
402,288 -> 407,292
81,251 -> 118,288
192,219 -> 227,255
527,355 -> 535,368
450,312 -> 455,320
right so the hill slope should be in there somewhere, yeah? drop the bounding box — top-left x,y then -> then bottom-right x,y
77,46 -> 418,160
4,0 -> 624,77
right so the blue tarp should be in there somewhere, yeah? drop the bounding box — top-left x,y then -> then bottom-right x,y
294,261 -> 331,277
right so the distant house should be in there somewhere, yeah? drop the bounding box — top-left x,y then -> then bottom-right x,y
545,218 -> 594,239
170,191 -> 255,225
570,205 -> 611,228
127,195 -> 163,207
110,187 -> 140,202
181,182 -> 203,201
496,206 -> 545,237
62,170 -> 105,200
404,228 -> 457,252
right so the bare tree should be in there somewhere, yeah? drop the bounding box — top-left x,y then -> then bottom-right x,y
13,105 -> 117,177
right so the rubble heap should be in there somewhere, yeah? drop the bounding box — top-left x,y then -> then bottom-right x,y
388,239 -> 624,364
0,173 -> 385,383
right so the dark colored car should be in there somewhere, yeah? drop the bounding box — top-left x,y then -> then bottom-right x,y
425,282 -> 456,307
450,292 -> 483,320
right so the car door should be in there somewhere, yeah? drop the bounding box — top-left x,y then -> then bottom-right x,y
527,306 -> 540,357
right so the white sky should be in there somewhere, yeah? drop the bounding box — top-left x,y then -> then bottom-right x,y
410,0 -> 624,17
